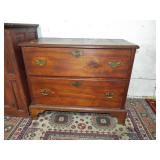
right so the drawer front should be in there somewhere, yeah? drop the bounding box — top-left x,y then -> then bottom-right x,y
29,77 -> 128,109
22,47 -> 133,78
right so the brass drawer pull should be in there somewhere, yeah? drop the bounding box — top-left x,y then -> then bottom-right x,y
71,81 -> 81,87
35,59 -> 47,66
40,89 -> 53,96
108,61 -> 122,68
71,50 -> 81,58
105,92 -> 114,98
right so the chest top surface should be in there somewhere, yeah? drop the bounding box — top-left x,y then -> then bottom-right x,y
19,38 -> 139,49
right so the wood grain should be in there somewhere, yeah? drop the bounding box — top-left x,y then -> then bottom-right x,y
20,38 -> 138,124
4,23 -> 38,117
29,77 -> 128,109
19,38 -> 139,49
22,47 -> 133,78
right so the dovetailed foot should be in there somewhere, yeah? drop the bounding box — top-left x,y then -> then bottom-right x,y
30,108 -> 45,120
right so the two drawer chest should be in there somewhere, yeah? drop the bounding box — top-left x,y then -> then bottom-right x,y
20,38 -> 139,124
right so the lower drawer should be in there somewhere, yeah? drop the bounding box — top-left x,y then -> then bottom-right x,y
29,77 -> 128,109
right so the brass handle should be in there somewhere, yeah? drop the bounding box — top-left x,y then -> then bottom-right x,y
40,89 -> 53,96
35,59 -> 47,66
71,81 -> 81,87
105,92 -> 114,98
108,61 -> 122,68
71,50 -> 81,58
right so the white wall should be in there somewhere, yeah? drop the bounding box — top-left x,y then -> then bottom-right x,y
37,21 -> 156,97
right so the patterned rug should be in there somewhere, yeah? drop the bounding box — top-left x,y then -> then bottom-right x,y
4,99 -> 156,140
145,99 -> 156,114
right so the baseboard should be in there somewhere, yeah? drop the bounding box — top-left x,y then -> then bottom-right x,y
127,96 -> 156,99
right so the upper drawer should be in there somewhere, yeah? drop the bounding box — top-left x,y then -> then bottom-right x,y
22,47 -> 134,78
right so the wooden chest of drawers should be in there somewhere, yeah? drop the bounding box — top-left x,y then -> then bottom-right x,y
20,38 -> 139,124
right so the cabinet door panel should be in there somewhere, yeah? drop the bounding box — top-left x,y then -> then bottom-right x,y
4,78 -> 17,109
4,24 -> 38,117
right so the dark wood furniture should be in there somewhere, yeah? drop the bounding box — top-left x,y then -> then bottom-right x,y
20,38 -> 139,124
4,23 -> 39,117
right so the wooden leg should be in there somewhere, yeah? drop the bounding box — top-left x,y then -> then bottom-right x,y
30,108 -> 45,119
109,110 -> 127,125
116,113 -> 127,125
